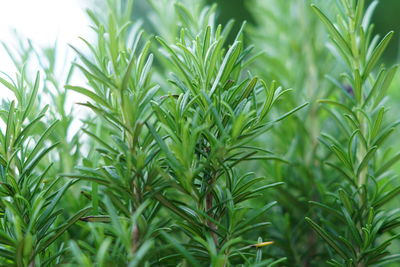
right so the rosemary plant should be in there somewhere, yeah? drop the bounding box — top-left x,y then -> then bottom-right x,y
147,2 -> 306,265
305,0 -> 400,266
248,0 -> 338,264
0,0 -> 398,266
0,69 -> 90,266
62,0 -> 164,265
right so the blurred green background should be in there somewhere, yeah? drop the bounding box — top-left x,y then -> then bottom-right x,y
209,0 -> 400,63
133,0 -> 400,63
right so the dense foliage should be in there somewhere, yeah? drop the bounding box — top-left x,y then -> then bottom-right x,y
0,0 -> 399,266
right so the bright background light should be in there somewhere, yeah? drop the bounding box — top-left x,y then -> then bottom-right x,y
0,0 -> 92,77
0,0 -> 94,131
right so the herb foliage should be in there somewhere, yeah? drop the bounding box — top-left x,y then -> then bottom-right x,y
0,0 -> 398,266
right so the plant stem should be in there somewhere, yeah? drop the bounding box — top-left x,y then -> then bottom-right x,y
357,114 -> 367,188
131,223 -> 140,254
206,185 -> 218,247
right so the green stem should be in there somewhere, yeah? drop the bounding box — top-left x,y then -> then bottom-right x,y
357,114 -> 367,187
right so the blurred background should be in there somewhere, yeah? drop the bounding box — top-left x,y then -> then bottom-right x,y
0,0 -> 398,69
0,0 -> 92,99
211,0 -> 400,63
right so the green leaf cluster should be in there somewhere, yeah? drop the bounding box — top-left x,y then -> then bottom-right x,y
0,0 -> 398,266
